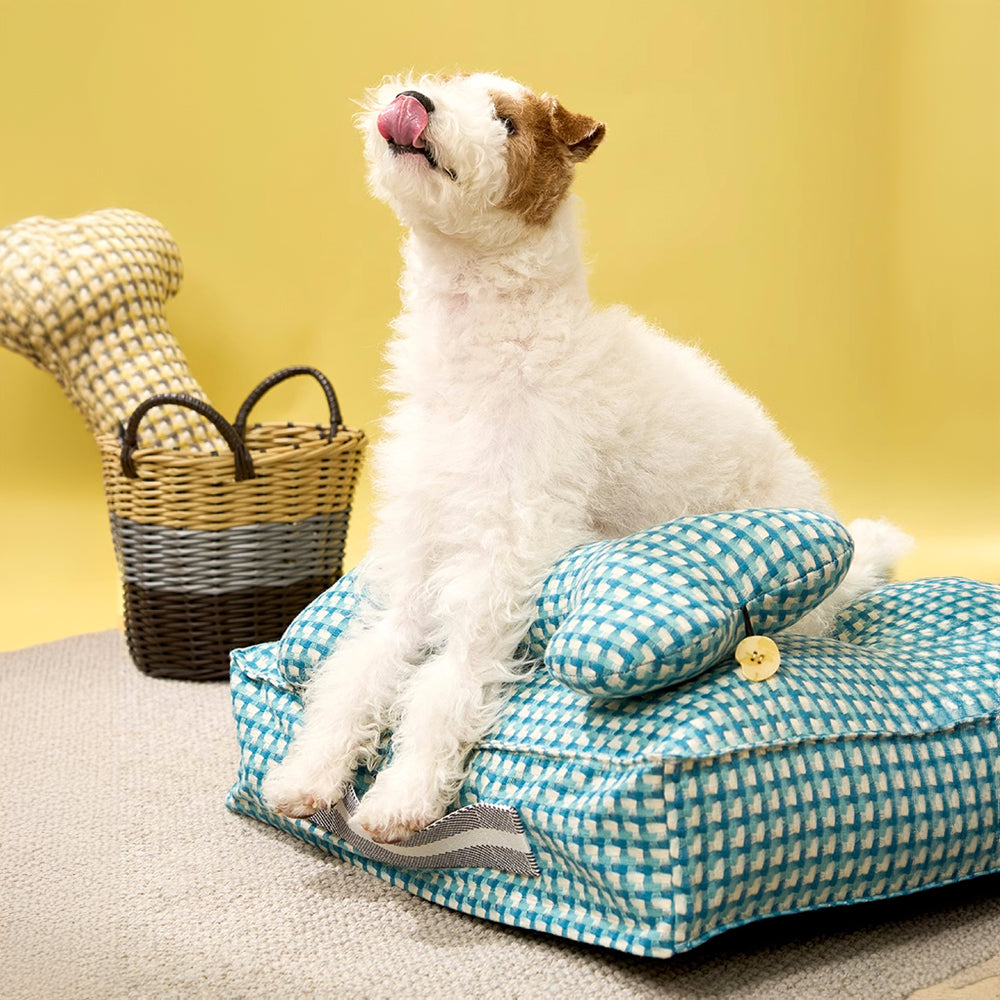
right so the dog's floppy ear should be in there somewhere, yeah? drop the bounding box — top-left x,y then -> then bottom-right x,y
549,101 -> 606,162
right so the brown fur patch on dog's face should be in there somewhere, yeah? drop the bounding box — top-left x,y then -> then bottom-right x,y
492,91 -> 605,226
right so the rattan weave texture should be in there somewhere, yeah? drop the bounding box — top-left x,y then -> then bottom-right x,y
99,367 -> 366,680
0,208 -> 219,449
103,423 -> 365,529
1,207 -> 368,680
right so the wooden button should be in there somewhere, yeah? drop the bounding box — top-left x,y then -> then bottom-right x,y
735,635 -> 780,682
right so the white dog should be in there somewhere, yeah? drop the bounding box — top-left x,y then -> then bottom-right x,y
262,72 -> 909,843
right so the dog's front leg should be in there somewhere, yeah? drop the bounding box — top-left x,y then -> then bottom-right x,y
352,640 -> 524,843
351,538 -> 570,844
261,601 -> 430,819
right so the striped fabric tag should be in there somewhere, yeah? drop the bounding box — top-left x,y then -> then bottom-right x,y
310,786 -> 540,877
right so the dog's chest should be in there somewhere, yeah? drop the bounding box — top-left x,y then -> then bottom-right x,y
391,290 -> 576,405
384,302 -> 591,496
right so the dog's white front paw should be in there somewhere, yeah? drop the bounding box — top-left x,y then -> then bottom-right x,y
261,753 -> 351,819
353,764 -> 450,844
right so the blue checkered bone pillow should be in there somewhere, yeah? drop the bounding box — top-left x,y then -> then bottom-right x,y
529,508 -> 853,697
276,508 -> 854,694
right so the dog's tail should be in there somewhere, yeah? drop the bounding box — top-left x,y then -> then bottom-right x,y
794,517 -> 914,636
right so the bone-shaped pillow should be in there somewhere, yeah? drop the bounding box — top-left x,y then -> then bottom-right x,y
0,208 -> 217,449
528,508 -> 853,697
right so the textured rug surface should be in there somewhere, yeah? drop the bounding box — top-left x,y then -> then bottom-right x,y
1,630 -> 998,1000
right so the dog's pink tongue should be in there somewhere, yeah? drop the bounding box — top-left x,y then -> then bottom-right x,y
377,95 -> 428,149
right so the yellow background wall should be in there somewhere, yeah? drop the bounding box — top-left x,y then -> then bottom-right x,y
1,0 -> 997,650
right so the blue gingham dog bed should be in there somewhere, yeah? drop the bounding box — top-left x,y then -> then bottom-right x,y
226,510 -> 1000,957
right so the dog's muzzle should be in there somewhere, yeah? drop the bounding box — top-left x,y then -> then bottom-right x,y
376,91 -> 454,178
377,92 -> 432,150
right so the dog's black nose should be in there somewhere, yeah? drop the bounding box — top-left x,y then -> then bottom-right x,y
397,90 -> 435,115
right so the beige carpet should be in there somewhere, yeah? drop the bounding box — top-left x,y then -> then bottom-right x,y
2,630 -> 998,1000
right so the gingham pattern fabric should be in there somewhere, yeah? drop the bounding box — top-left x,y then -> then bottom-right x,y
227,570 -> 1000,958
529,508 -> 852,696
276,568 -> 368,686
0,208 -> 219,449
274,509 -> 852,692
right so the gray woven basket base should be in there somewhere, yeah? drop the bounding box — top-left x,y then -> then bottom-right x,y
109,511 -> 350,594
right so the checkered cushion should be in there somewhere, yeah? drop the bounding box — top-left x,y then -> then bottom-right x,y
275,508 -> 852,693
530,508 -> 852,696
227,572 -> 1000,957
276,567 -> 366,687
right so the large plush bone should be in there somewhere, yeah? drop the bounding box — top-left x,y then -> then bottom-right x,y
0,208 -> 220,449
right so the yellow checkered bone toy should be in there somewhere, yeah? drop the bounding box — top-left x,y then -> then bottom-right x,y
0,207 -> 220,449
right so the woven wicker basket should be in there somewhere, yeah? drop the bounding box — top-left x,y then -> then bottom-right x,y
98,366 -> 366,681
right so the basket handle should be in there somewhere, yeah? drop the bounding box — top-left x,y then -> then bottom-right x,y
120,394 -> 256,481
233,366 -> 343,441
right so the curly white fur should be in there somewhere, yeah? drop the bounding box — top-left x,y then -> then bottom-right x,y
262,72 -> 911,842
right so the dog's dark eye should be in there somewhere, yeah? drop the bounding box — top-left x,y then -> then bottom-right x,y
498,115 -> 516,136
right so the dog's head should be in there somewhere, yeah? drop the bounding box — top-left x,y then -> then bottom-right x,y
358,73 -> 605,240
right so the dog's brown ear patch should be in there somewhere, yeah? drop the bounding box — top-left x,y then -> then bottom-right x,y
550,102 -> 605,162
494,91 -> 605,227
